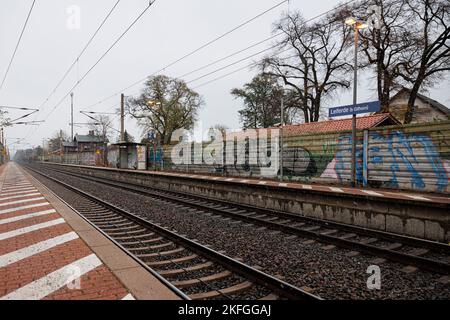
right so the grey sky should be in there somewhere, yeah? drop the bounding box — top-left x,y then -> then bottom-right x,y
1,0 -> 449,154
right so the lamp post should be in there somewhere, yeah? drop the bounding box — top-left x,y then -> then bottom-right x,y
345,17 -> 368,187
147,100 -> 162,171
280,93 -> 284,181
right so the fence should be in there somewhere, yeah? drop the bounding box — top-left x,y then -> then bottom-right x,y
159,120 -> 450,194
42,120 -> 450,194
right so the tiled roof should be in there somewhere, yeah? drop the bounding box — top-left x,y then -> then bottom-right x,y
74,134 -> 105,143
62,141 -> 76,147
283,114 -> 396,136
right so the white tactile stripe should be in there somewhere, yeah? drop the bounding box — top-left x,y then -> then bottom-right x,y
329,187 -> 345,193
240,180 -> 249,183
121,294 -> 135,300
0,218 -> 65,241
279,183 -> 288,187
0,209 -> 57,225
2,183 -> 32,188
0,189 -> 39,197
0,193 -> 41,201
1,186 -> 36,192
302,185 -> 313,190
0,232 -> 79,268
361,190 -> 384,197
0,197 -> 46,207
0,202 -> 50,215
258,181 -> 267,185
0,254 -> 102,300
405,195 -> 431,201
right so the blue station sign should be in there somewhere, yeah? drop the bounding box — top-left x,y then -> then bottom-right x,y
329,100 -> 381,118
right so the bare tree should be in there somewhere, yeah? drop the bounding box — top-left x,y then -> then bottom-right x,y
262,12 -> 353,123
399,0 -> 450,123
346,0 -> 417,110
0,110 -> 10,127
88,115 -> 113,142
127,75 -> 203,144
48,130 -> 69,153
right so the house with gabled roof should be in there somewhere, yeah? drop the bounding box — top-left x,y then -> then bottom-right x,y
386,87 -> 450,124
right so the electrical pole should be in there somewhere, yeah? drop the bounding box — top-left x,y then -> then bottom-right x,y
120,93 -> 125,142
70,92 -> 74,142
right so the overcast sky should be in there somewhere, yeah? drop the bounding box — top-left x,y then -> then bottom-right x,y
1,0 -> 449,155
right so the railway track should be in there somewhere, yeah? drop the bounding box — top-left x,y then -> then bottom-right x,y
31,163 -> 450,276
24,165 -> 321,301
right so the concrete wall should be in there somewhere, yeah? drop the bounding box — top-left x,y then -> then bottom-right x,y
39,163 -> 450,242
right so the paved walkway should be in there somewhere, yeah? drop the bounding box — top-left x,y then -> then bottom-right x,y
0,163 -> 133,300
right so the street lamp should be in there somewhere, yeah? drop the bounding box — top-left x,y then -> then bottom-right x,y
346,17 -> 368,187
146,100 -> 162,171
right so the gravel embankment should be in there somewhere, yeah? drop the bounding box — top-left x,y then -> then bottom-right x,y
29,167 -> 450,300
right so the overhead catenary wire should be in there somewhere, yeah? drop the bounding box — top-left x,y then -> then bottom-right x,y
193,51 -> 297,90
185,44 -> 281,84
24,1 -> 157,141
83,0 -> 358,110
37,0 -> 122,110
82,0 -> 291,110
44,1 -> 156,119
0,0 -> 36,91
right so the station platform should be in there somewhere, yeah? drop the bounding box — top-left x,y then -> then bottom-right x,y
148,171 -> 450,205
49,163 -> 449,205
0,163 -> 180,300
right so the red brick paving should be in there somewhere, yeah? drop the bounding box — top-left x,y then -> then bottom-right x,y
0,163 -> 132,300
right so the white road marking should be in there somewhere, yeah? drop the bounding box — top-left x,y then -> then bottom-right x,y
0,232 -> 78,268
258,181 -> 267,185
279,183 -> 288,187
0,193 -> 41,201
302,185 -> 313,190
240,180 -> 249,183
0,209 -> 57,225
0,189 -> 38,196
0,218 -> 65,241
0,197 -> 46,207
0,202 -> 50,215
361,190 -> 384,197
329,187 -> 345,193
121,294 -> 135,300
405,195 -> 431,201
225,178 -> 234,181
0,254 -> 102,300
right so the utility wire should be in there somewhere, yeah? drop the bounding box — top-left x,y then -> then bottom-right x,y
132,0 -> 360,93
24,1 -> 156,141
193,51 -> 297,90
44,1 -> 156,119
38,0 -> 122,110
185,44 -> 281,84
0,0 -> 36,91
83,0 -> 290,109
83,0 -> 358,110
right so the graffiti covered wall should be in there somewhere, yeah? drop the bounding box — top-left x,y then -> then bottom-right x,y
159,121 -> 450,194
